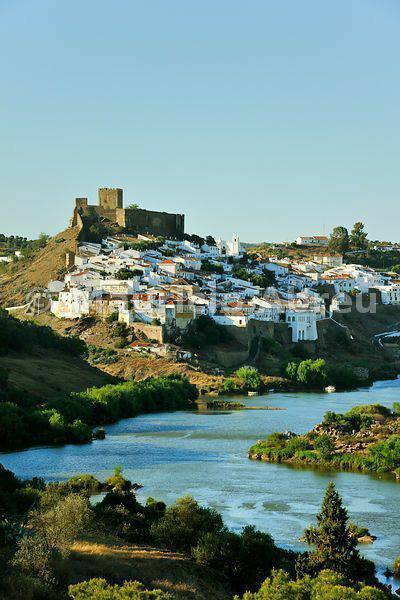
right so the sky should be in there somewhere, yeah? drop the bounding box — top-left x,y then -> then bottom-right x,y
0,0 -> 399,243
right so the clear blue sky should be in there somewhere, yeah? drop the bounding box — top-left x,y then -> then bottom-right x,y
1,0 -> 399,242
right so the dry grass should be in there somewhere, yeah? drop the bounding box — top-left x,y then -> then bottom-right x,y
0,226 -> 80,305
0,349 -> 112,400
62,536 -> 230,600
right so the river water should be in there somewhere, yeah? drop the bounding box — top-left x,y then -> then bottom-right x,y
1,379 -> 400,571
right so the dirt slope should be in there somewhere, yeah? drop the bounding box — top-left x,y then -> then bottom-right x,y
0,348 -> 113,401
0,226 -> 79,306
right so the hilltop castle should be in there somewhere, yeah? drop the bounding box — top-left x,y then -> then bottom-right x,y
70,188 -> 185,239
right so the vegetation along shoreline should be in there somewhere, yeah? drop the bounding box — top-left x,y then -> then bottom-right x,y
249,403 -> 400,481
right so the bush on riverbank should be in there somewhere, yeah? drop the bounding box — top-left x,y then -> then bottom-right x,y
0,374 -> 198,451
235,366 -> 262,391
284,358 -> 363,390
249,404 -> 400,478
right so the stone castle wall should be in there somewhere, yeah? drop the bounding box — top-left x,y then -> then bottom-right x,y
70,188 -> 184,238
120,208 -> 184,238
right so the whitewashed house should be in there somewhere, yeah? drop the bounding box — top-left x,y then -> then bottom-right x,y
296,236 -> 329,247
286,309 -> 318,342
51,287 -> 91,319
376,284 -> 400,305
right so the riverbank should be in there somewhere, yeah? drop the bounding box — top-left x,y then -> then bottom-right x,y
0,374 -> 198,452
248,403 -> 400,481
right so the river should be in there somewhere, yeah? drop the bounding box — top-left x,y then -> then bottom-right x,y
1,378 -> 400,572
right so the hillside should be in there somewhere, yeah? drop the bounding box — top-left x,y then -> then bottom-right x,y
65,536 -> 230,600
0,348 -> 112,401
14,311 -> 224,393
0,309 -> 113,402
0,225 -> 80,306
247,243 -> 332,261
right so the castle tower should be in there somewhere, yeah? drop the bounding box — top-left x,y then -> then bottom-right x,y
98,188 -> 123,210
75,198 -> 88,208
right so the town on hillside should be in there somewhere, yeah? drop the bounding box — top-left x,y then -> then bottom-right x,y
6,187 -> 398,359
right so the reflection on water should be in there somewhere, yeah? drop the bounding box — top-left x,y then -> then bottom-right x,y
1,378 -> 400,570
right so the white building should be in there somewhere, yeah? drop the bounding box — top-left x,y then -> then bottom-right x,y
296,236 -> 329,247
212,312 -> 248,327
51,288 -> 91,319
216,235 -> 243,258
249,296 -> 283,322
286,309 -> 318,342
376,284 -> 400,305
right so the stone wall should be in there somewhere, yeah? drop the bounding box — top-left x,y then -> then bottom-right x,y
131,322 -> 164,343
122,208 -> 184,238
211,319 -> 292,368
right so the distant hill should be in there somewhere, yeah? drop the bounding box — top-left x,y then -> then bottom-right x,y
247,242 -> 332,260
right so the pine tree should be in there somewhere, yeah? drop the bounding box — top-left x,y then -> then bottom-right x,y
299,482 -> 375,583
350,221 -> 368,250
328,226 -> 349,254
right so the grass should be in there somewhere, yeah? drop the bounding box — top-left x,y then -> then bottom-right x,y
61,536 -> 230,600
0,348 -> 113,400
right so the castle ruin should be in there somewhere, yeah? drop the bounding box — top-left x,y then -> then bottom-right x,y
70,188 -> 185,239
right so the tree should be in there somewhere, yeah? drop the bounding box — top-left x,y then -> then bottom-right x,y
300,482 -> 373,582
193,525 -> 278,595
296,359 -> 328,389
37,232 -> 50,247
206,235 -> 216,246
350,222 -> 368,251
127,203 -> 139,210
201,259 -> 224,274
285,362 -> 299,381
29,493 -> 92,556
150,495 -> 223,552
235,366 -> 262,391
329,227 -> 350,254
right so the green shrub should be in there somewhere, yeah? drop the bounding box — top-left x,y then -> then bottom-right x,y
68,578 -> 172,599
297,359 -> 328,389
194,525 -> 279,595
106,311 -> 119,324
235,366 -> 261,391
285,361 -> 299,381
223,377 -> 239,393
66,474 -> 101,495
314,435 -> 335,460
150,495 -> 223,552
